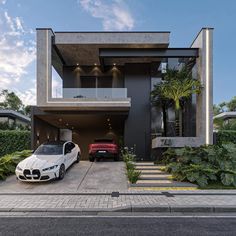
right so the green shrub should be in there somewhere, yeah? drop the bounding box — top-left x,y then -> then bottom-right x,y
122,147 -> 141,183
126,161 -> 135,170
216,130 -> 236,144
0,150 -> 32,180
127,169 -> 141,184
163,144 -> 236,187
0,121 -> 29,131
0,130 -> 31,157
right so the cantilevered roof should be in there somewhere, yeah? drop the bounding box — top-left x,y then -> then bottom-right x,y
0,109 -> 30,123
51,31 -> 170,66
214,112 -> 236,120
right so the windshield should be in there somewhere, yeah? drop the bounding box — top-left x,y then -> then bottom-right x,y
34,144 -> 63,155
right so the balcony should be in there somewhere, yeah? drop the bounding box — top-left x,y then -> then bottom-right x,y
63,88 -> 128,100
39,88 -> 130,112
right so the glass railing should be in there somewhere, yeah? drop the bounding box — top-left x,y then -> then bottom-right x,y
63,88 -> 127,99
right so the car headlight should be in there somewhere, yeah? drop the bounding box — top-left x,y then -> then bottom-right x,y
42,165 -> 58,171
16,165 -> 23,171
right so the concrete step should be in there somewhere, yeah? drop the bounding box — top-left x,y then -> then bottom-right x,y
139,174 -> 172,180
135,162 -> 154,166
139,170 -> 167,174
131,180 -> 197,188
135,166 -> 165,171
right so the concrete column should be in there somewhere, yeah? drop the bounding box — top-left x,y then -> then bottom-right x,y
191,28 -> 213,145
36,28 -> 54,106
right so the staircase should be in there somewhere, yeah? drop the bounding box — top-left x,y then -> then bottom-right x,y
131,162 -> 197,188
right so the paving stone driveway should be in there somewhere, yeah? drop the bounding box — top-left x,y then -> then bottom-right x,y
0,161 -> 128,193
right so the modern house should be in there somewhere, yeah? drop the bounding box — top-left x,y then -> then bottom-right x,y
0,109 -> 30,129
31,28 -> 213,160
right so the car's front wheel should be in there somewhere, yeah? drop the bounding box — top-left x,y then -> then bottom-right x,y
76,153 -> 80,163
58,164 -> 65,180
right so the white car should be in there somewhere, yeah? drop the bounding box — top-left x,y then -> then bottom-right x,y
15,141 -> 81,182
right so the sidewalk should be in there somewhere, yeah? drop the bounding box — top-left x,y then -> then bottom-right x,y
1,191 -> 236,213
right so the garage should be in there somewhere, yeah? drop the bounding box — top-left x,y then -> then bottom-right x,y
31,109 -> 128,160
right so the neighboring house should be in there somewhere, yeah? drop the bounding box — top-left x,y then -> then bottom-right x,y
0,109 -> 30,129
214,112 -> 236,129
214,112 -> 236,122
32,28 -> 213,160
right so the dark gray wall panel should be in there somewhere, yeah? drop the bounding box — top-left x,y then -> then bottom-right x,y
124,63 -> 151,160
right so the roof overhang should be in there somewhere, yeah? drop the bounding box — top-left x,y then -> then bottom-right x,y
214,112 -> 236,120
51,31 -> 170,66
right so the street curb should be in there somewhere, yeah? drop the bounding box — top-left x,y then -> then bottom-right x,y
1,205 -> 236,213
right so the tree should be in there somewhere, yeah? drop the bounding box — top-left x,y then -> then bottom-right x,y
151,68 -> 202,136
24,105 -> 31,117
213,103 -> 227,116
0,90 -> 24,111
227,96 -> 236,111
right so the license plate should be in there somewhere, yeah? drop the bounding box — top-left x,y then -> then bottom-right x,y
98,151 -> 106,153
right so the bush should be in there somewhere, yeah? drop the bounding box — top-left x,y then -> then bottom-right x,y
0,130 -> 31,157
0,150 -> 32,180
127,169 -> 141,184
163,144 -> 236,187
0,121 -> 29,131
216,130 -> 236,144
122,147 -> 140,184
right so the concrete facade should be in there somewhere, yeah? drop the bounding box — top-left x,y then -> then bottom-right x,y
33,28 -> 213,160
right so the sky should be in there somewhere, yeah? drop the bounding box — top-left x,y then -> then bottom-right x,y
0,0 -> 236,105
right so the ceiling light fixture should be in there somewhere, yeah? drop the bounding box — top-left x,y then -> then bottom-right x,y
94,63 -> 97,66
113,63 -> 116,66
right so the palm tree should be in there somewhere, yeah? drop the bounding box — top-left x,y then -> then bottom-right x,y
151,67 -> 202,136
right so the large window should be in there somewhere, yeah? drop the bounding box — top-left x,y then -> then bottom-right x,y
80,76 -> 113,88
151,59 -> 197,138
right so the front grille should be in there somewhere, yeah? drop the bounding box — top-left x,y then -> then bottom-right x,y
23,169 -> 31,179
32,169 -> 40,180
23,169 -> 41,180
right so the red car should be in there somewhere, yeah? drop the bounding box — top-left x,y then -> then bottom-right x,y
89,138 -> 119,162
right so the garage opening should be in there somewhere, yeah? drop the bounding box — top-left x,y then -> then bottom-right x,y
32,113 -> 127,160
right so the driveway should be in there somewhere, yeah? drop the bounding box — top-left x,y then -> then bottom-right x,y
0,161 -> 128,193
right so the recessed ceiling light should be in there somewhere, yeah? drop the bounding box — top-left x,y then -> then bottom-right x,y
113,63 -> 116,66
94,63 -> 97,66
76,63 -> 79,66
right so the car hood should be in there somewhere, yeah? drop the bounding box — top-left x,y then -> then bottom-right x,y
18,154 -> 62,170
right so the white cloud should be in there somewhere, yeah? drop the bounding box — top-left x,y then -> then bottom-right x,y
15,87 -> 36,106
0,9 -> 36,105
79,0 -> 134,30
0,0 -> 6,5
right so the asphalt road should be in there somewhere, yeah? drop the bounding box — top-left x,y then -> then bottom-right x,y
0,214 -> 236,236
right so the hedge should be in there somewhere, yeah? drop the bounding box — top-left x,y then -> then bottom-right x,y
216,130 -> 236,144
0,130 -> 31,157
